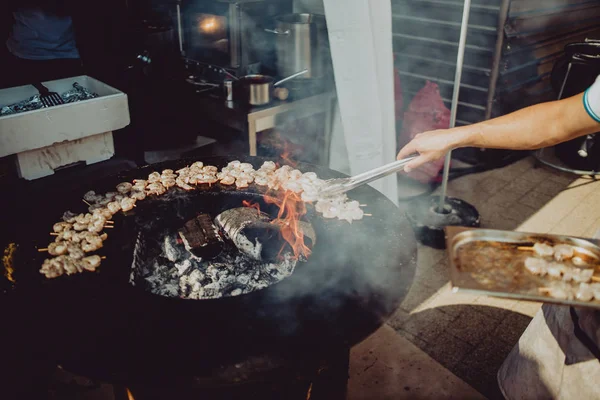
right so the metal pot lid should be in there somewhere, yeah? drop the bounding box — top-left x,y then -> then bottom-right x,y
237,75 -> 274,85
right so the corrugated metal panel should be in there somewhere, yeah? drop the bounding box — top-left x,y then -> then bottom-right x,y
493,0 -> 600,114
392,0 -> 500,125
392,0 -> 600,125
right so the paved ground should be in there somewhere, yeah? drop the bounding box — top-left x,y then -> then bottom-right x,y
353,155 -> 600,399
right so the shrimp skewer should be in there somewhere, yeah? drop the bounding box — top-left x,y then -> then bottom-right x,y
42,159 -> 369,279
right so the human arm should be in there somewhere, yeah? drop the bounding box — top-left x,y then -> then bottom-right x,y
397,91 -> 600,171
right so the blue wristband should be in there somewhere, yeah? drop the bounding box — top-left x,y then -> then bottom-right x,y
583,87 -> 600,123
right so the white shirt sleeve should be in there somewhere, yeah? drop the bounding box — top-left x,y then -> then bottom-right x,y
584,75 -> 600,123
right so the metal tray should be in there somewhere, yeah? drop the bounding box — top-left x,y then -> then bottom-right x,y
446,226 -> 600,310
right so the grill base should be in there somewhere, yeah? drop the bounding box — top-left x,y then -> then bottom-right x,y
7,349 -> 350,400
117,349 -> 349,400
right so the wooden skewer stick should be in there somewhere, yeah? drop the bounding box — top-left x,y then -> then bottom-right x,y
83,199 -> 91,206
37,248 -> 48,252
306,383 -> 313,400
105,220 -> 114,224
104,225 -> 114,228
101,256 -> 106,260
50,232 -> 59,236
364,213 -> 373,216
517,246 -> 534,251
592,276 -> 600,283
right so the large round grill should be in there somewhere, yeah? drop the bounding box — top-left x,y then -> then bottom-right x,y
1,156 -> 417,382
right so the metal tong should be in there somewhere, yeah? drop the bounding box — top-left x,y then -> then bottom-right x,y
318,155 -> 418,198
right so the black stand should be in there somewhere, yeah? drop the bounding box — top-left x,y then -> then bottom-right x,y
406,196 -> 480,249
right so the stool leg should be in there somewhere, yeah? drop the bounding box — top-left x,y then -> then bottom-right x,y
248,120 -> 258,157
321,98 -> 335,166
557,62 -> 572,100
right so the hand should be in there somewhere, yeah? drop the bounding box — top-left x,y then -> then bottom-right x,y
397,129 -> 461,172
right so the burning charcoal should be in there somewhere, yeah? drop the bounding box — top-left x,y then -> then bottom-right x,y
237,274 -> 250,285
189,286 -> 204,300
131,213 -> 307,300
145,263 -> 172,289
203,283 -> 222,299
217,274 -> 236,289
164,235 -> 187,262
174,259 -> 193,276
254,279 -> 270,290
179,268 -> 206,299
265,256 -> 296,280
178,214 -> 223,259
160,283 -> 180,297
189,269 -> 205,283
206,265 -> 221,282
179,275 -> 190,296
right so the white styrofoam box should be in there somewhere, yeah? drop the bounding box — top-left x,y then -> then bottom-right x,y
16,131 -> 115,180
0,75 -> 130,158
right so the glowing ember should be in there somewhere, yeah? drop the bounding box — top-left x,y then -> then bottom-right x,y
242,200 -> 261,216
126,388 -> 135,400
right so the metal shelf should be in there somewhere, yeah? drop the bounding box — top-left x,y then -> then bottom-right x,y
393,0 -> 600,126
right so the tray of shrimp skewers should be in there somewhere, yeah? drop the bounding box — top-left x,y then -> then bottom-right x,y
446,226 -> 600,309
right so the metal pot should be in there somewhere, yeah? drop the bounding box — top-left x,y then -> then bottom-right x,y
235,69 -> 308,106
265,13 -> 331,79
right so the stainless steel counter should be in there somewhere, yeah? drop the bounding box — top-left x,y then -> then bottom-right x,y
193,90 -> 337,165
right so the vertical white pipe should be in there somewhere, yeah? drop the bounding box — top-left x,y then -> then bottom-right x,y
176,3 -> 184,55
323,0 -> 398,204
438,0 -> 472,211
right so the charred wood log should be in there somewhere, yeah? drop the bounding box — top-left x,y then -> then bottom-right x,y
215,208 -> 315,262
178,214 -> 223,259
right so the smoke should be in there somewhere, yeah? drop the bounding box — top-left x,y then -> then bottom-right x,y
254,192 -> 415,339
250,1 -> 408,337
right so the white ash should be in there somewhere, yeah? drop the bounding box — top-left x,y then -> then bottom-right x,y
164,234 -> 188,262
233,233 -> 263,260
131,233 -> 299,300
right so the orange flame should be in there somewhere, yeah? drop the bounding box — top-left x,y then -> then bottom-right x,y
126,388 -> 135,400
265,190 -> 311,260
242,200 -> 261,216
243,191 -> 311,260
280,147 -> 296,167
262,130 -> 302,167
